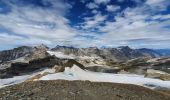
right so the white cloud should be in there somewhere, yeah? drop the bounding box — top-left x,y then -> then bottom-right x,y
146,0 -> 165,5
0,0 -> 105,49
92,9 -> 98,14
86,2 -> 98,9
92,1 -> 170,49
0,0 -> 170,49
106,5 -> 120,12
82,14 -> 107,29
0,33 -> 52,46
145,0 -> 170,11
152,14 -> 170,20
94,0 -> 110,4
0,0 -> 78,47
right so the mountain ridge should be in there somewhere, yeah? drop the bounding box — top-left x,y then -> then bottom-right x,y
0,45 -> 163,63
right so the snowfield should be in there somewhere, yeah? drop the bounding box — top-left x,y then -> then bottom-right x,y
47,51 -> 75,59
40,65 -> 170,89
1,65 -> 170,89
0,68 -> 55,88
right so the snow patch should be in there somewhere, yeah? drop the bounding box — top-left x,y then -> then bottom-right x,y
0,68 -> 56,88
40,65 -> 170,89
47,51 -> 75,59
1,65 -> 170,89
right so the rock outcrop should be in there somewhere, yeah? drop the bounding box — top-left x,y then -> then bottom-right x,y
25,44 -> 50,61
148,57 -> 170,74
137,48 -> 161,58
145,69 -> 170,81
86,66 -> 121,73
0,55 -> 85,78
0,46 -> 34,62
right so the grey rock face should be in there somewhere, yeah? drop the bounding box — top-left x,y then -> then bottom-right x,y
25,44 -> 50,61
145,69 -> 170,81
51,46 -> 160,62
149,57 -> 170,73
0,45 -> 50,78
86,66 -> 121,73
0,46 -> 34,62
137,48 -> 162,58
0,44 -> 49,63
0,55 -> 85,78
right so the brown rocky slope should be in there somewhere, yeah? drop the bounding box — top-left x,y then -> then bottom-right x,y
0,80 -> 170,100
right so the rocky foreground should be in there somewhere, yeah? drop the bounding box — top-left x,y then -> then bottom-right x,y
0,80 -> 170,100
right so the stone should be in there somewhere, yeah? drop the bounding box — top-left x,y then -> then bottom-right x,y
145,69 -> 170,81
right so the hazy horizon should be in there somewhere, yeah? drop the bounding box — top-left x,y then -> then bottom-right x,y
1,44 -> 170,51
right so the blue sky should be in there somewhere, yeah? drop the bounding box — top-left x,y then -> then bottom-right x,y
0,0 -> 170,50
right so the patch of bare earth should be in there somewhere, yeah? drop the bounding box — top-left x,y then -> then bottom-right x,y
0,80 -> 170,100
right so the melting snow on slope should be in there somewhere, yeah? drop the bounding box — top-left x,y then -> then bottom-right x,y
40,65 -> 170,89
0,75 -> 32,88
1,65 -> 170,89
47,51 -> 75,59
0,68 -> 55,88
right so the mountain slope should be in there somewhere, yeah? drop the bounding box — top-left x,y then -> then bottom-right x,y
155,49 -> 170,56
0,46 -> 34,62
0,44 -> 49,63
138,48 -> 162,58
51,46 -> 161,62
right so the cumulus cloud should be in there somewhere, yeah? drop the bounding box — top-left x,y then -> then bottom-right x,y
0,0 -> 77,48
145,0 -> 170,11
92,9 -> 98,14
106,5 -> 120,12
86,2 -> 98,9
81,13 -> 107,29
94,0 -> 110,4
94,1 -> 170,48
0,0 -> 170,49
146,0 -> 166,5
152,14 -> 170,20
0,33 -> 52,48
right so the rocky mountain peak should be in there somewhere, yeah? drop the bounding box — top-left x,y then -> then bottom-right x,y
34,44 -> 49,50
117,46 -> 132,51
88,47 -> 98,49
0,46 -> 34,62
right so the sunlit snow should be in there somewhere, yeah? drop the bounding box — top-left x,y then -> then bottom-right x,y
40,65 -> 170,89
0,68 -> 55,88
47,51 -> 75,59
1,65 -> 170,89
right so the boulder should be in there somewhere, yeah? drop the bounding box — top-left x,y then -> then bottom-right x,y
86,66 -> 120,73
145,69 -> 170,81
53,65 -> 65,72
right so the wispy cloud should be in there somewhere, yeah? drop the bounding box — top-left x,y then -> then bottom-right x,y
94,0 -> 110,4
0,0 -> 77,48
0,0 -> 169,49
97,1 -> 170,48
86,2 -> 98,9
106,5 -> 120,12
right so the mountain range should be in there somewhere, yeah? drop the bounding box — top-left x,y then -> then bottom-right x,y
0,45 -> 163,62
0,44 -> 170,78
1,45 -> 170,99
